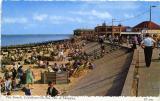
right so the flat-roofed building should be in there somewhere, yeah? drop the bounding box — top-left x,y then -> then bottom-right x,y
94,22 -> 122,36
73,29 -> 94,37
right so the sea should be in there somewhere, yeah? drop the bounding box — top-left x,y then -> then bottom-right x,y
1,34 -> 73,47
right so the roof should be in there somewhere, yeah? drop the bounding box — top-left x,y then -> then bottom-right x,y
74,29 -> 94,31
133,21 -> 160,29
121,32 -> 141,35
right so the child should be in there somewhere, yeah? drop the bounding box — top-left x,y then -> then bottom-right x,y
22,86 -> 31,96
5,77 -> 11,94
46,81 -> 60,97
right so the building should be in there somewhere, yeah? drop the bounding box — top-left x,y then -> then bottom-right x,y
132,21 -> 160,32
121,26 -> 132,32
142,29 -> 160,37
73,29 -> 94,37
120,32 -> 141,36
132,21 -> 160,37
94,22 -> 122,36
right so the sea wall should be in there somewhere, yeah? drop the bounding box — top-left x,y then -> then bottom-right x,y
121,49 -> 138,96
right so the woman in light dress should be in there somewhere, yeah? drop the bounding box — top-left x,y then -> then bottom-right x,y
26,66 -> 34,89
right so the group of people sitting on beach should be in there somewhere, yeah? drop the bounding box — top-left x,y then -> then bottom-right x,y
0,62 -> 34,96
47,63 -> 67,73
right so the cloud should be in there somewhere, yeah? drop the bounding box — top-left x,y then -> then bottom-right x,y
66,17 -> 84,23
49,15 -> 84,24
124,14 -> 134,18
33,14 -> 48,21
91,10 -> 112,19
71,9 -> 112,19
3,17 -> 28,24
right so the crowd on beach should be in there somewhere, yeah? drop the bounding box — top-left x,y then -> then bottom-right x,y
0,63 -> 34,95
0,36 -> 95,96
1,34 -> 160,96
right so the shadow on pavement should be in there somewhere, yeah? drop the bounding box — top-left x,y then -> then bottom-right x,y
105,52 -> 133,96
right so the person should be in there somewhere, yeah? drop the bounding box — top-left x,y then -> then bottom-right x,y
61,64 -> 67,71
101,43 -> 105,57
59,50 -> 64,61
0,77 -> 2,94
1,65 -> 6,72
141,33 -> 156,67
52,63 -> 59,72
131,35 -> 138,50
157,36 -> 160,59
13,63 -> 17,70
11,66 -> 17,80
11,78 -> 17,91
26,67 -> 34,89
114,35 -> 119,45
4,70 -> 10,80
17,65 -> 24,87
22,86 -> 31,96
48,65 -> 54,72
4,77 -> 11,95
138,35 -> 142,46
126,36 -> 130,46
46,81 -> 60,97
88,62 -> 95,69
99,35 -> 104,45
0,77 -> 5,93
17,62 -> 21,70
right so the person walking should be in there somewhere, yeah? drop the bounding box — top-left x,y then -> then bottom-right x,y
26,67 -> 34,89
141,33 -> 156,67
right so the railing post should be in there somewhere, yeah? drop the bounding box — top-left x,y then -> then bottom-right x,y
94,50 -> 96,59
55,72 -> 57,84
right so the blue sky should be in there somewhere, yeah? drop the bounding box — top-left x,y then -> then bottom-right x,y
1,1 -> 160,35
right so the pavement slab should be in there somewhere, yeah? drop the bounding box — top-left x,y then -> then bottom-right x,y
138,47 -> 160,96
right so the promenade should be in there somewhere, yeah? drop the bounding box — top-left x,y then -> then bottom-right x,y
138,47 -> 160,96
65,47 -> 133,96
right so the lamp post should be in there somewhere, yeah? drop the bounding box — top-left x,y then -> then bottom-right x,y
150,5 -> 157,22
112,19 -> 116,36
149,5 -> 156,29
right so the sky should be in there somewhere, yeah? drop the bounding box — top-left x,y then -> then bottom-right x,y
1,0 -> 160,35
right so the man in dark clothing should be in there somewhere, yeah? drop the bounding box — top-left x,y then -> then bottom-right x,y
17,66 -> 24,87
4,70 -> 10,80
11,67 -> 17,79
46,81 -> 60,97
141,33 -> 156,67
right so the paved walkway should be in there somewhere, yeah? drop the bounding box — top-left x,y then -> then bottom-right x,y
138,47 -> 160,96
65,49 -> 133,96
